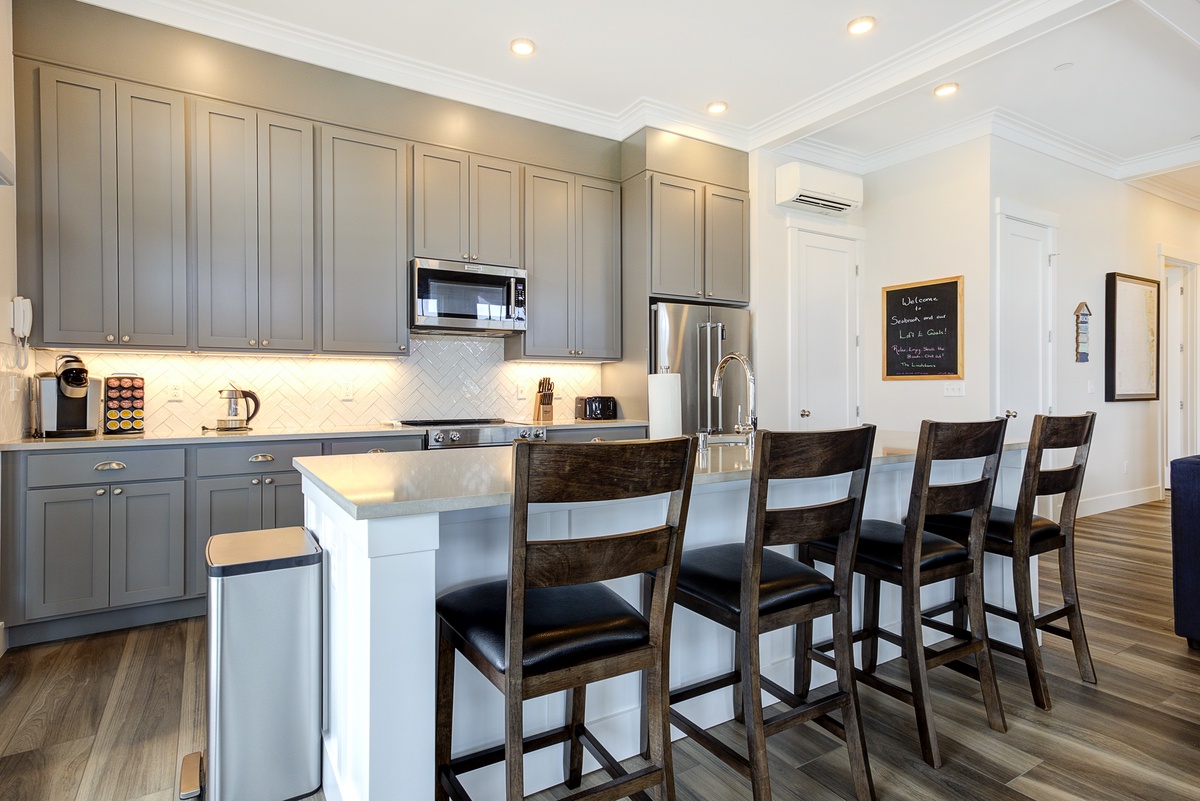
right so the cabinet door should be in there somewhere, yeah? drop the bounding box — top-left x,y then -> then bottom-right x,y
412,143 -> 469,261
651,175 -> 704,299
109,480 -> 185,607
39,67 -> 118,345
25,486 -> 109,619
196,100 -> 259,350
576,177 -> 621,359
116,82 -> 187,347
258,112 -> 315,351
321,127 -> 410,355
704,186 -> 750,304
522,167 -> 575,358
193,475 -> 264,594
262,471 -> 305,529
470,155 -> 522,268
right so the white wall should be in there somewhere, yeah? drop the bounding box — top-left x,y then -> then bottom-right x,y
0,0 -> 23,442
860,137 -> 993,430
990,137 -> 1200,513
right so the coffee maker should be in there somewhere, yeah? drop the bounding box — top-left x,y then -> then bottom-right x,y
32,354 -> 103,437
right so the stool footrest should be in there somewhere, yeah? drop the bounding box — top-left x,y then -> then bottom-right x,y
853,668 -> 914,706
669,708 -> 752,779
448,725 -> 571,775
923,599 -> 963,618
1035,604 -> 1074,629
577,725 -> 655,801
762,692 -> 847,738
669,670 -> 740,705
760,675 -> 802,708
1041,622 -> 1072,639
564,765 -> 662,801
984,602 -> 1019,622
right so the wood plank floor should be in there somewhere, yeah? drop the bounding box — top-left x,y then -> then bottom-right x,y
0,499 -> 1195,800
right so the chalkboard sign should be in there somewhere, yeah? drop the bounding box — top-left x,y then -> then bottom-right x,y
882,276 -> 964,380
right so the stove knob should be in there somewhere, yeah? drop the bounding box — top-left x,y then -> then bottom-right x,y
449,431 -> 461,442
534,428 -> 546,440
519,429 -> 531,439
432,432 -> 445,443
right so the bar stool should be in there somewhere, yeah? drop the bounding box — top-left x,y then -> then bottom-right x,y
664,426 -> 877,801
806,418 -> 1008,768
923,411 -> 1097,710
434,437 -> 696,801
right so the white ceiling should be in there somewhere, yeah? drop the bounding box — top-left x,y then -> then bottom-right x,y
81,0 -> 1200,207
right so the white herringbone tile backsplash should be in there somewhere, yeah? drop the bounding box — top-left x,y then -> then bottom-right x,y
32,338 -> 602,435
0,342 -> 32,441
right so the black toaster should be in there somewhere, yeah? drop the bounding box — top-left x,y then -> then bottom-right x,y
575,396 -> 617,420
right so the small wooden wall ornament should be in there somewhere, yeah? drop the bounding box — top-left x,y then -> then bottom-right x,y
1074,302 -> 1091,363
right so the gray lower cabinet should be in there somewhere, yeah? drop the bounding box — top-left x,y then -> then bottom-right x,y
40,65 -> 187,348
649,174 -> 749,305
195,100 -> 315,351
412,144 -> 521,268
544,425 -> 647,443
507,168 -> 620,361
321,126 -> 410,355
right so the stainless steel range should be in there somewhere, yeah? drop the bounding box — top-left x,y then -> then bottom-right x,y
399,418 -> 547,449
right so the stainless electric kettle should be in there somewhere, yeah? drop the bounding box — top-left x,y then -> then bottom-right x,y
214,386 -> 260,431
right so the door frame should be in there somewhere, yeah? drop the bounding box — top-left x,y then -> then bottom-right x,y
1159,243 -> 1200,493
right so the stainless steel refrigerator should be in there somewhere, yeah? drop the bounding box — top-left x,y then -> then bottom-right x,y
651,302 -> 751,435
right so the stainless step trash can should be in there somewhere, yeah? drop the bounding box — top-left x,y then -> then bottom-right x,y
181,526 -> 322,801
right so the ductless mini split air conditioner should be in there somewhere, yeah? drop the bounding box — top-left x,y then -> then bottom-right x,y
775,162 -> 863,215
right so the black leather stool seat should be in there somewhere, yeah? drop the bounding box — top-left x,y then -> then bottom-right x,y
437,580 -> 649,676
924,507 -> 1062,555
810,519 -> 969,574
676,543 -> 835,617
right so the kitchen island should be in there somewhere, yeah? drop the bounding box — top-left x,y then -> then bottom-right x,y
295,433 -> 1029,801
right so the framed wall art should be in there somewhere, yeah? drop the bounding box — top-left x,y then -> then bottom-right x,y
1104,272 -> 1160,401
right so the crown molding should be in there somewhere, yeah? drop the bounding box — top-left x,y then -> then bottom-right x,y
1130,177 -> 1200,213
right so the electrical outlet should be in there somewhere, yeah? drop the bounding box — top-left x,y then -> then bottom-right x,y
340,380 -> 354,401
1087,379 -> 1096,394
943,382 -> 965,397
516,384 -> 528,401
165,379 -> 183,402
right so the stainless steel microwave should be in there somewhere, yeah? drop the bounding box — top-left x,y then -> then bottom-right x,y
411,258 -> 527,335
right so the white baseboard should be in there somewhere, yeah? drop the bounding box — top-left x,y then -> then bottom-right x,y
1077,485 -> 1163,519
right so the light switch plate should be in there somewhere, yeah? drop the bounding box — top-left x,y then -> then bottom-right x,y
943,382 -> 965,397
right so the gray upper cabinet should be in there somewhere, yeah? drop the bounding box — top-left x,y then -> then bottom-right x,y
703,185 -> 750,304
649,174 -> 749,305
413,144 -> 521,267
508,168 -> 620,361
40,66 -> 187,347
320,126 -> 410,355
195,101 -> 314,351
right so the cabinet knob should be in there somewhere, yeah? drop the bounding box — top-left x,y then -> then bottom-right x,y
462,253 -> 469,259
707,292 -> 714,297
1005,410 -> 1018,418
471,254 -> 478,260
261,339 -> 269,347
112,487 -> 123,495
95,488 -> 106,496
696,290 -> 702,296
800,409 -> 812,418
399,345 -> 408,353
249,339 -> 257,346
251,478 -> 261,485
264,477 -> 275,485
121,335 -> 130,343
577,349 -> 583,356
105,334 -> 115,342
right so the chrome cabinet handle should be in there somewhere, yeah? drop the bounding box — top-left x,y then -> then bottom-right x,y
248,454 -> 275,462
1005,410 -> 1018,418
112,488 -> 123,495
367,448 -> 386,454
95,488 -> 106,496
94,461 -> 126,471
800,410 -> 811,418
399,344 -> 408,353
251,478 -> 261,485
264,477 -> 275,485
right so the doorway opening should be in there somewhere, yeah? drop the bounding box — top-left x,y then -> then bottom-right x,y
1162,253 -> 1197,489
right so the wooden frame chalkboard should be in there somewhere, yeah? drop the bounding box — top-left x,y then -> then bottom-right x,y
882,276 -> 964,380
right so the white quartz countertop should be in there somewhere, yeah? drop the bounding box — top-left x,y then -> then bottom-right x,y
293,430 -> 1028,521
0,419 -> 649,451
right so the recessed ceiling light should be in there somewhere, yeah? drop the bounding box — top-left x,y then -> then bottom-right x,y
847,16 -> 876,35
934,82 -> 959,98
509,38 -> 536,56
1054,62 -> 1074,72
706,100 -> 728,115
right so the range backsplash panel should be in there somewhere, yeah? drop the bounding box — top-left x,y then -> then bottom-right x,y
32,338 -> 601,435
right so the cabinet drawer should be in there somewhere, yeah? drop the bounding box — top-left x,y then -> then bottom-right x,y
328,436 -> 423,455
196,441 -> 321,476
545,426 -> 647,443
28,448 -> 185,488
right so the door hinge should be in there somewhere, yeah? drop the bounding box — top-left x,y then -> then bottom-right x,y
856,405 -> 860,417
1181,286 -> 1185,295
855,334 -> 860,347
1181,401 -> 1185,410
1048,330 -> 1052,343
1049,405 -> 1054,414
855,265 -> 860,277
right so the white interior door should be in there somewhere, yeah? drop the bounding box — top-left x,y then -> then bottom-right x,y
1163,263 -> 1194,487
994,214 -> 1055,444
788,228 -> 860,430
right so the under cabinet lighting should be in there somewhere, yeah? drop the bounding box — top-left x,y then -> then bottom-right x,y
934,82 -> 959,98
509,38 -> 535,56
847,16 -> 876,35
706,100 -> 728,114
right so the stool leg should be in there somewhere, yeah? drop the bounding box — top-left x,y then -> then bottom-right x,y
966,568 -> 1007,734
902,579 -> 941,768
739,624 -> 772,801
952,575 -> 968,631
504,686 -> 524,801
795,621 -> 813,701
861,577 -> 881,674
646,659 -> 675,801
733,632 -> 745,724
834,600 -> 876,801
1013,550 -> 1052,710
434,624 -> 455,801
566,686 -> 585,788
1058,546 -> 1097,684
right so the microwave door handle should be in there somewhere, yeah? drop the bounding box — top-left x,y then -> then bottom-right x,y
508,278 -> 517,320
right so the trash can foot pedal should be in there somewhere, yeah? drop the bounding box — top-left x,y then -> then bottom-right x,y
179,751 -> 203,799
